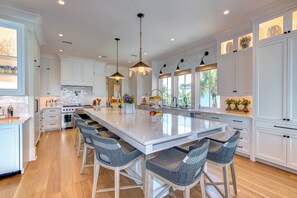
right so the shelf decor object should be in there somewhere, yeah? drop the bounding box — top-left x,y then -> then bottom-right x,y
123,94 -> 135,114
200,51 -> 209,66
241,98 -> 251,113
129,13 -> 152,76
225,99 -> 234,111
109,38 -> 125,81
148,89 -> 163,120
240,35 -> 252,49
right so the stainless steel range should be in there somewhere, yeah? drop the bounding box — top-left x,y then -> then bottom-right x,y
61,105 -> 83,129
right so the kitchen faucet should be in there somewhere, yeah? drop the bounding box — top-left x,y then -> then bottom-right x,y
183,96 -> 188,108
172,96 -> 178,107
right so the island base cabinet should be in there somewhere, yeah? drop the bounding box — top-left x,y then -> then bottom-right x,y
287,134 -> 297,170
0,125 -> 20,175
256,129 -> 287,166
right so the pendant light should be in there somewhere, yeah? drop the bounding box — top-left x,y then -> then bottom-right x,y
129,13 -> 152,75
110,38 -> 125,81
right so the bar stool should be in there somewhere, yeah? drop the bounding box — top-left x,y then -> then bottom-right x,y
91,133 -> 143,198
73,112 -> 81,146
145,139 -> 210,198
203,131 -> 240,198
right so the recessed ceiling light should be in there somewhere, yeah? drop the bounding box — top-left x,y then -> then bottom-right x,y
144,52 -> 148,55
171,38 -> 175,41
128,60 -> 131,63
59,49 -> 63,52
58,0 -> 65,5
224,10 -> 229,15
59,33 -> 63,37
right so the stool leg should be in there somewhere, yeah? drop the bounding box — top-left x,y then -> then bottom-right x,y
145,170 -> 153,198
115,168 -> 120,198
74,127 -> 78,145
230,162 -> 237,195
80,144 -> 87,174
77,133 -> 82,157
200,175 -> 206,198
183,187 -> 190,198
92,158 -> 100,198
141,157 -> 146,195
223,166 -> 230,198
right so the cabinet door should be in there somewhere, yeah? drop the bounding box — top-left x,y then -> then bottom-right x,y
217,54 -> 236,95
287,134 -> 297,170
235,49 -> 252,95
60,60 -> 72,85
48,59 -> 60,96
287,35 -> 297,123
255,128 -> 287,166
255,39 -> 287,121
83,62 -> 94,86
0,125 -> 20,174
71,61 -> 83,83
93,62 -> 106,96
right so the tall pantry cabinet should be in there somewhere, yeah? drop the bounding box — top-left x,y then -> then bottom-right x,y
254,7 -> 297,170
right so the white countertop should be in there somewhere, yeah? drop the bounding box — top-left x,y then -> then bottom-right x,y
41,106 -> 61,110
84,108 -> 227,147
0,117 -> 31,125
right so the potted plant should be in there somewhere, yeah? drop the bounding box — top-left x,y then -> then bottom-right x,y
240,35 -> 252,49
225,99 -> 234,111
233,99 -> 241,110
123,94 -> 135,113
241,99 -> 251,113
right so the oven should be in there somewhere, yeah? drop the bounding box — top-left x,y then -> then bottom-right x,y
61,112 -> 73,129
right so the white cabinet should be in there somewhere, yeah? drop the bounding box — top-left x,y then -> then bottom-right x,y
0,124 -> 20,175
216,31 -> 253,96
254,34 -> 297,124
60,56 -> 94,86
40,108 -> 61,132
40,55 -> 60,96
93,62 -> 106,96
255,120 -> 297,170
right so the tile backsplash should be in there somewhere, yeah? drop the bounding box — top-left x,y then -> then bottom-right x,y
60,86 -> 93,105
0,96 -> 29,116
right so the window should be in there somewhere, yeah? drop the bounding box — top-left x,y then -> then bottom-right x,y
177,73 -> 191,106
198,68 -> 220,108
160,76 -> 172,105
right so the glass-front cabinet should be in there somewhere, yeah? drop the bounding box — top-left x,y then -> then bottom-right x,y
0,19 -> 24,95
219,33 -> 253,56
256,8 -> 297,43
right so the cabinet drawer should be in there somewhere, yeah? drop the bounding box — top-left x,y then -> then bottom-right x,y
227,125 -> 249,133
237,141 -> 250,154
203,113 -> 227,122
44,122 -> 60,129
43,108 -> 61,114
227,117 -> 251,125
43,114 -> 60,120
255,120 -> 297,132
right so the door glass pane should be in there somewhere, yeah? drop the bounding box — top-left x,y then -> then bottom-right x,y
259,16 -> 284,40
221,39 -> 233,55
238,33 -> 253,50
293,10 -> 297,31
161,77 -> 171,105
0,26 -> 18,89
177,74 -> 191,106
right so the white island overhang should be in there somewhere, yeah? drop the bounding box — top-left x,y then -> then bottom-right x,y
84,108 -> 227,155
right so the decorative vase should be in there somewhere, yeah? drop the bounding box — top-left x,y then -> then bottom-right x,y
124,103 -> 136,114
233,104 -> 239,110
243,105 -> 249,113
225,104 -> 232,111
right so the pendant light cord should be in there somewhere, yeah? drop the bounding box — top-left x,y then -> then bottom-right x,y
116,39 -> 119,72
139,16 -> 142,62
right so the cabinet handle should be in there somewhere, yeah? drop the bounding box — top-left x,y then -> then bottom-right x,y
284,31 -> 287,34
49,116 -> 56,118
211,117 -> 219,120
49,123 -> 56,126
239,137 -> 243,140
34,60 -> 37,62
37,65 -> 40,68
286,119 -> 290,121
274,125 -> 297,131
287,136 -> 290,138
233,120 -> 242,123
283,135 -> 287,138
283,118 -> 286,121
47,68 -> 50,70
49,110 -> 56,112
288,30 -> 291,33
233,127 -> 243,131
237,146 -> 243,148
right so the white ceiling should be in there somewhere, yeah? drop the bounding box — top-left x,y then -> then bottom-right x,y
0,0 -> 292,66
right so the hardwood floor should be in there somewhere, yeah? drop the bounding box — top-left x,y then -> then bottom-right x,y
1,129 -> 297,198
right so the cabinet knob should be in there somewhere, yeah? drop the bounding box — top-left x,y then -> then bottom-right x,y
287,136 -> 290,138
288,30 -> 291,33
287,119 -> 290,121
283,135 -> 287,138
284,32 -> 287,34
233,90 -> 237,93
34,60 -> 37,62
283,118 -> 286,121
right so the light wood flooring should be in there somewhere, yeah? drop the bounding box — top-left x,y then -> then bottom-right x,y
1,129 -> 297,198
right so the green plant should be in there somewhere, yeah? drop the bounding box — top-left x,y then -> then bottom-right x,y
233,99 -> 241,106
242,99 -> 251,106
225,99 -> 234,105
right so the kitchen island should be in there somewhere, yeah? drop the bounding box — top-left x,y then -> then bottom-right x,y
84,108 -> 227,155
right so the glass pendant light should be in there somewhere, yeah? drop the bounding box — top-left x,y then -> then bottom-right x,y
129,13 -> 152,76
110,38 -> 125,81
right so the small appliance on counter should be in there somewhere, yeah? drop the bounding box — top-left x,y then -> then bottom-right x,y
7,105 -> 14,118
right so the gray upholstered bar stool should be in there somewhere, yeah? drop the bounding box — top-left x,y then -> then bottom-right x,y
145,139 -> 210,198
203,131 -> 240,198
91,133 -> 143,198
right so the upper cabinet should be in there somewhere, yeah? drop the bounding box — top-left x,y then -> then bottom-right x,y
216,29 -> 253,96
255,8 -> 297,43
0,19 -> 24,95
60,56 -> 94,86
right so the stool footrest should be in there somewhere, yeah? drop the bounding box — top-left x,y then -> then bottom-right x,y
96,185 -> 143,193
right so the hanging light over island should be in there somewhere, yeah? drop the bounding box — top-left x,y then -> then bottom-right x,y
129,13 -> 152,76
110,38 -> 125,81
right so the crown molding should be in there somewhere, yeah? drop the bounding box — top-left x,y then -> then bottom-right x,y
246,0 -> 297,22
0,5 -> 42,24
213,22 -> 253,41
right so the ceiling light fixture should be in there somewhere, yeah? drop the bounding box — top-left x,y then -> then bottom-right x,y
176,59 -> 184,72
59,33 -> 63,37
159,64 -> 166,75
110,38 -> 125,81
171,38 -> 175,41
59,49 -> 63,52
129,13 -> 152,76
224,10 -> 229,15
98,56 -> 102,58
128,60 -> 131,63
58,0 -> 65,5
200,51 -> 209,66
144,52 -> 148,55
